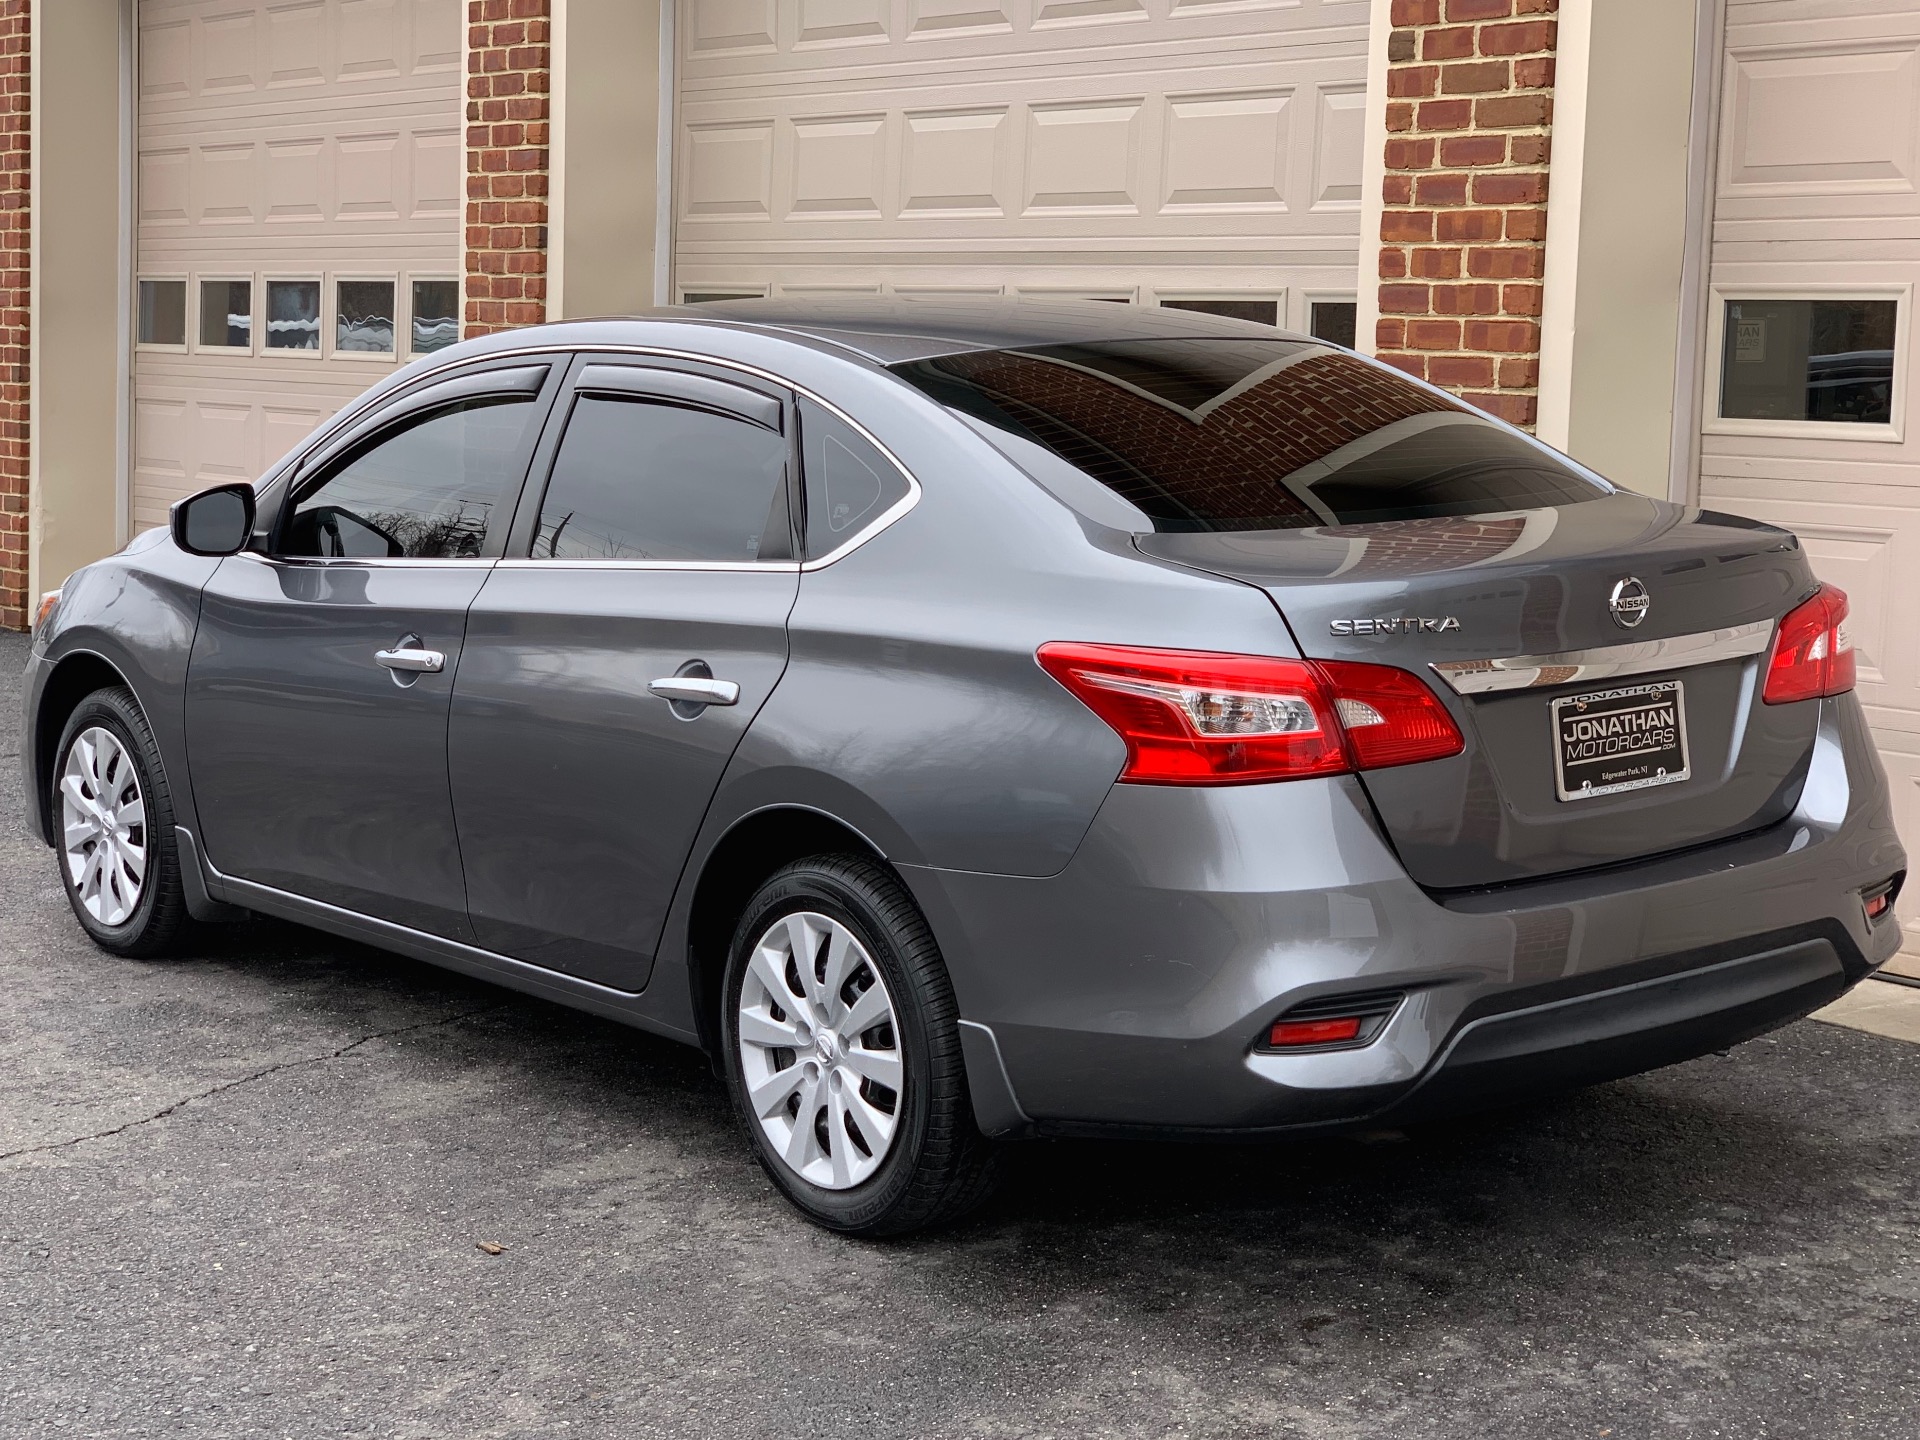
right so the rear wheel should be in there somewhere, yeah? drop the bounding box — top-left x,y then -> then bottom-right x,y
722,855 -> 998,1236
52,687 -> 191,958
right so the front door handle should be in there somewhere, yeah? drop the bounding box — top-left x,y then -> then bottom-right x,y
648,676 -> 741,707
375,643 -> 446,674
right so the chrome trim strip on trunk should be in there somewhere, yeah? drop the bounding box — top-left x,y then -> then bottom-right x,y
1430,619 -> 1775,695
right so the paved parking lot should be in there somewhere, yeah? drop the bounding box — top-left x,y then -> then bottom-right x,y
4,630 -> 1919,1439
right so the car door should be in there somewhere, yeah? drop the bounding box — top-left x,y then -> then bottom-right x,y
448,360 -> 801,988
184,360 -> 560,940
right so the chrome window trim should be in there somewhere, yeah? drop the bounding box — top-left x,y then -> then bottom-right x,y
236,553 -> 499,570
1430,619 -> 1776,695
496,559 -> 802,573
304,341 -> 925,572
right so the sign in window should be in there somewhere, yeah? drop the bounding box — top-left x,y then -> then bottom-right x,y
1720,297 -> 1896,425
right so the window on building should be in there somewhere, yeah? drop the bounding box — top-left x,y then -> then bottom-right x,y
1719,297 -> 1896,425
1161,298 -> 1279,326
280,398 -> 539,560
532,397 -> 788,563
800,399 -> 909,559
1311,301 -> 1359,349
199,280 -> 252,349
137,280 -> 186,347
411,280 -> 459,354
337,280 -> 397,354
265,280 -> 322,351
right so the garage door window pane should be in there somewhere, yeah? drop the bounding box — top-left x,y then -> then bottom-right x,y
265,280 -> 321,351
1162,298 -> 1278,326
533,397 -> 787,562
199,280 -> 252,348
1721,298 -> 1897,425
138,280 -> 186,347
1311,301 -> 1358,349
411,280 -> 459,353
281,398 -> 538,560
337,281 -> 396,354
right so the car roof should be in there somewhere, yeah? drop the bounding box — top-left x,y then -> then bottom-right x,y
634,295 -> 1318,365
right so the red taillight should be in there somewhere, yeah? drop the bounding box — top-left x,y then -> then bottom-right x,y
1035,643 -> 1464,786
1763,583 -> 1855,705
1268,1016 -> 1363,1048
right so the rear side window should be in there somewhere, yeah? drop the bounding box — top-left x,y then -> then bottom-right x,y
891,339 -> 1606,532
799,399 -> 909,560
281,397 -> 538,559
532,396 -> 788,563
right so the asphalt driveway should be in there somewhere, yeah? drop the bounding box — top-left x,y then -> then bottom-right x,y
3,629 -> 1918,1439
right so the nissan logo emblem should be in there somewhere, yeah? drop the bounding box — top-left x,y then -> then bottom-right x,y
1609,577 -> 1651,630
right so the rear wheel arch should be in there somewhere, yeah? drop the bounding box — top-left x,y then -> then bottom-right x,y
686,806 -> 896,1061
33,652 -> 138,845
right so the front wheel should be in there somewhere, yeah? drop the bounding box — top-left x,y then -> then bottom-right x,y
722,855 -> 998,1236
52,687 -> 192,958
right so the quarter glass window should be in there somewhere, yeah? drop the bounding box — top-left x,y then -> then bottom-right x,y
1720,298 -> 1896,425
800,399 -> 909,559
533,396 -> 788,562
281,398 -> 538,560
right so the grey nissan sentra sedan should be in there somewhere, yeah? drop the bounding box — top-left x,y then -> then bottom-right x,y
20,299 -> 1908,1235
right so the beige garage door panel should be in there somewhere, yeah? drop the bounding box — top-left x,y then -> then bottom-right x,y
133,0 -> 462,535
674,0 -> 1369,311
1701,0 -> 1920,954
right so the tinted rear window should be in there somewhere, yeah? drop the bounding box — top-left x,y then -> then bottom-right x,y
891,339 -> 1606,531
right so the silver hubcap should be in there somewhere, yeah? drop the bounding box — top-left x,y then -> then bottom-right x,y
737,911 -> 903,1190
60,727 -> 148,927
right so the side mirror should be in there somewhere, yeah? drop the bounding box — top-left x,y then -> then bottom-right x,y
170,484 -> 257,557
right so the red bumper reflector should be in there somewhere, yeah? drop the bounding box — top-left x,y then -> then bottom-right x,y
1866,891 -> 1892,921
1268,1016 -> 1364,1048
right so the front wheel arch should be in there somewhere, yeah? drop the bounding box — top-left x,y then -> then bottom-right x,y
33,652 -> 138,846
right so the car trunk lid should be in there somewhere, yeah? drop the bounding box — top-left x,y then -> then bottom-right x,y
1136,494 -> 1822,890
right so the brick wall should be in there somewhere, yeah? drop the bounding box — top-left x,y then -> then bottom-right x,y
464,0 -> 550,338
1375,0 -> 1556,430
0,0 -> 27,631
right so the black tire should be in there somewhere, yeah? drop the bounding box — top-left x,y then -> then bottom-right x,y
721,854 -> 1000,1236
50,687 -> 193,959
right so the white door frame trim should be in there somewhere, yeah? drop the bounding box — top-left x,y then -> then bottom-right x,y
1668,0 -> 1727,505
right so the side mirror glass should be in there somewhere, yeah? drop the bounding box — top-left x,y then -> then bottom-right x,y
171,484 -> 257,557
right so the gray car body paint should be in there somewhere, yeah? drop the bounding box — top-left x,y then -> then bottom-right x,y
19,301 -> 1908,1135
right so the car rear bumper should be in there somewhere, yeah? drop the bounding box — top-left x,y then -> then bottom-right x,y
903,695 -> 1906,1136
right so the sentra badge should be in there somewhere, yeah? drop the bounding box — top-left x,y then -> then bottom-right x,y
1329,616 -> 1462,637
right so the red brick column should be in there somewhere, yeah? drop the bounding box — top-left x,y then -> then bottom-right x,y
463,0 -> 550,338
0,0 -> 29,631
1375,0 -> 1556,429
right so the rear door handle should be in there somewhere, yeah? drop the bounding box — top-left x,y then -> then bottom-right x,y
648,677 -> 741,707
375,644 -> 446,674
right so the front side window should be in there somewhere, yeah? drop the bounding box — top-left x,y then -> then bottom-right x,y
532,396 -> 788,563
280,398 -> 539,559
1720,297 -> 1896,425
892,338 -> 1606,532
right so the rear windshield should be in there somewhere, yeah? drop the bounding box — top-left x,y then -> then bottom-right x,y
890,338 -> 1607,531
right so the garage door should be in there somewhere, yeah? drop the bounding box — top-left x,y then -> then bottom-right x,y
131,0 -> 463,536
1698,0 -> 1919,959
672,0 -> 1369,340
